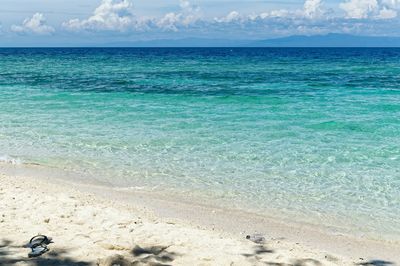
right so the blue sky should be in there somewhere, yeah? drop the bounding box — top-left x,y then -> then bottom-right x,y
1,0 -> 400,46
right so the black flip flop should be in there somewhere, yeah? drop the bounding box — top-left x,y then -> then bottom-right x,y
26,235 -> 53,248
26,235 -> 53,258
28,244 -> 49,258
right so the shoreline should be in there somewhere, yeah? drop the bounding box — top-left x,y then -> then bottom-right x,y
1,164 -> 399,265
1,162 -> 399,244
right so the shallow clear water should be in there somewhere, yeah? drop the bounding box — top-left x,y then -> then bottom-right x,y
1,48 -> 400,240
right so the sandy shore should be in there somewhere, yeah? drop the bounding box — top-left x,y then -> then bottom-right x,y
0,166 -> 399,265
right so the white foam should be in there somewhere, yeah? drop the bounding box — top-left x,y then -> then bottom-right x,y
0,155 -> 22,165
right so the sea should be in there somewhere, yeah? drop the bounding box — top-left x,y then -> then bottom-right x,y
1,48 -> 399,241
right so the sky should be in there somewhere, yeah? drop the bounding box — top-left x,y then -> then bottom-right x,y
1,0 -> 400,46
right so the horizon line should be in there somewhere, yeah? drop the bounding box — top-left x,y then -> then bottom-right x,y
1,46 -> 400,48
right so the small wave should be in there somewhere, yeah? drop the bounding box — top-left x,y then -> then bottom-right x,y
115,186 -> 146,191
0,155 -> 22,165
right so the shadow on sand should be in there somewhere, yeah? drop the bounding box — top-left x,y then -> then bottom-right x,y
357,260 -> 394,266
1,237 -> 180,266
0,238 -> 90,266
241,242 -> 395,266
96,244 -> 179,266
242,243 -> 324,266
1,238 -> 396,266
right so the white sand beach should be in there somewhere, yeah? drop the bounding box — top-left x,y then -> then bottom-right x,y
0,164 -> 399,266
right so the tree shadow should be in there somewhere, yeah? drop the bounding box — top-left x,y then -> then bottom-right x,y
2,237 -> 181,266
242,244 -> 274,258
292,258 -> 322,266
263,258 -> 322,266
263,258 -> 396,266
97,244 -> 181,266
0,239 -> 12,257
130,244 -> 179,266
0,238 -> 91,266
357,260 -> 394,266
241,238 -> 396,266
242,244 -> 326,266
2,238 -> 396,266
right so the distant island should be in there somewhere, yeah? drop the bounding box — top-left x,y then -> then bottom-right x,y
3,33 -> 400,48
251,33 -> 400,47
100,34 -> 400,48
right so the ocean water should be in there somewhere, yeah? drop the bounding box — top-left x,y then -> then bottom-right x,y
1,48 -> 400,241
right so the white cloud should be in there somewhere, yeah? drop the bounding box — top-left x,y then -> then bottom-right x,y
214,11 -> 241,23
304,0 -> 323,18
11,13 -> 54,35
54,0 -> 400,40
63,0 -> 202,32
156,13 -> 182,31
340,0 -> 379,18
259,10 -> 292,19
157,0 -> 201,31
339,0 -> 399,19
377,7 -> 398,18
218,0 -> 325,22
63,0 -> 139,32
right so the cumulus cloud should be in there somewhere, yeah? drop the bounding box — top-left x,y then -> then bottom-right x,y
208,0 -> 400,37
214,11 -> 241,23
378,6 -> 398,18
304,0 -> 324,18
63,0 -> 202,32
62,0 -> 140,32
340,0 -> 379,18
55,0 -> 400,39
340,0 -> 399,19
157,0 -> 201,31
11,13 -> 54,35
206,0 -> 399,37
218,0 -> 325,22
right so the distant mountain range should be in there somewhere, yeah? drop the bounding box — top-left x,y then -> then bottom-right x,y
102,34 -> 400,48
251,33 -> 400,47
102,38 -> 249,47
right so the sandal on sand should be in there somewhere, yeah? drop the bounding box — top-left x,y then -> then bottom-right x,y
26,235 -> 52,258
26,235 -> 53,248
28,244 -> 49,258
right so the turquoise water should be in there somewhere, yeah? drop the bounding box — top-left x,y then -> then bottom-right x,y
1,48 -> 400,240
